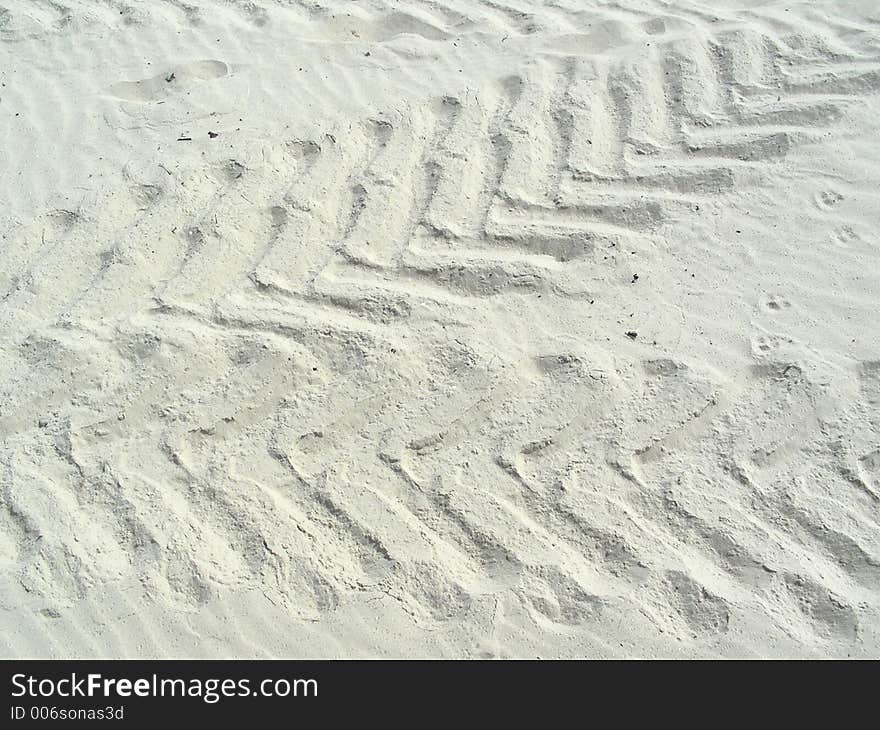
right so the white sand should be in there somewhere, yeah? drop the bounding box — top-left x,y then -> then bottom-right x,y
1,0 -> 879,658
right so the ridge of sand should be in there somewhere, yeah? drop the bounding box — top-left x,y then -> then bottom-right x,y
1,0 -> 880,657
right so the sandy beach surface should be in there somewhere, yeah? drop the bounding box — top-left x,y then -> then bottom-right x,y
1,0 -> 879,658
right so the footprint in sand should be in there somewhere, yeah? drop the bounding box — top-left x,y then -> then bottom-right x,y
830,225 -> 860,247
814,189 -> 844,210
760,294 -> 792,312
107,60 -> 230,102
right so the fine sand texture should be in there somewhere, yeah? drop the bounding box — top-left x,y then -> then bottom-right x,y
2,0 -> 880,658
